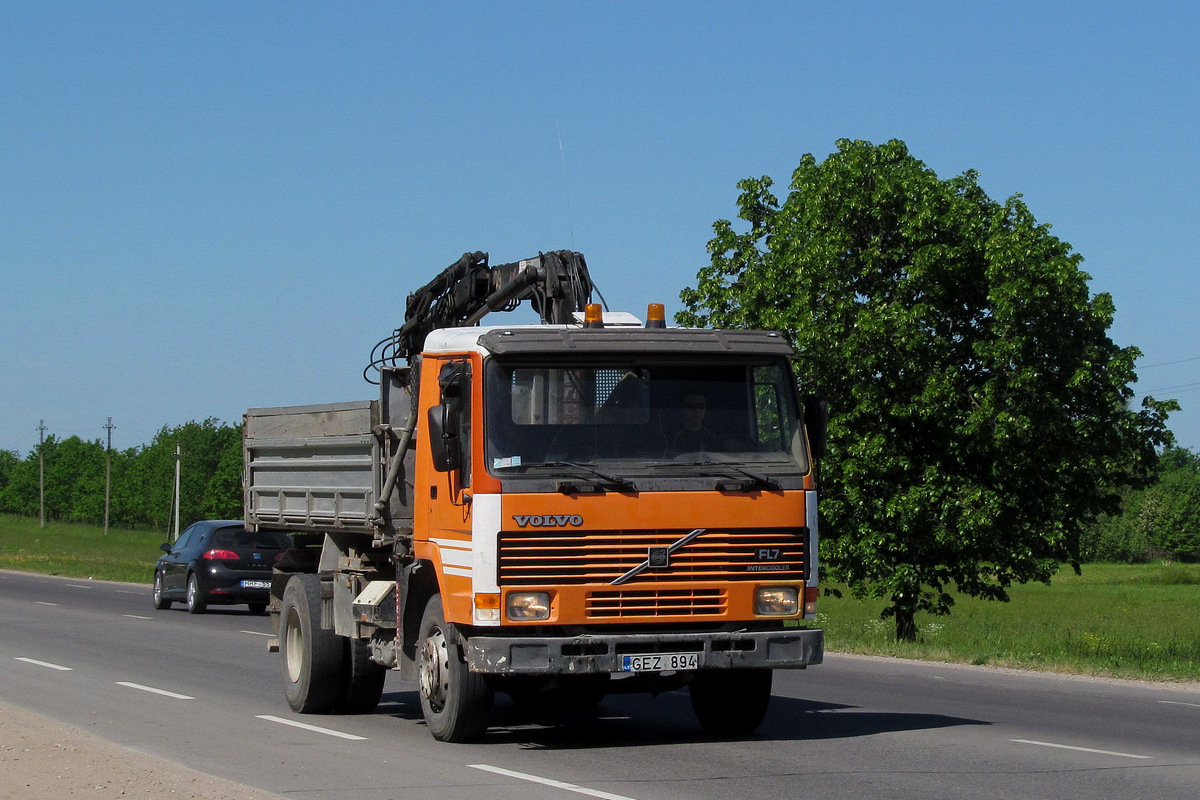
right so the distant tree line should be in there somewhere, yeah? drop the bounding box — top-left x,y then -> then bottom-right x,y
0,419 -> 242,533
1079,445 -> 1200,563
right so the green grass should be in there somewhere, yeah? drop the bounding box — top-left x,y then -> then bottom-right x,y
818,563 -> 1200,682
3,514 -> 1198,683
0,514 -> 165,584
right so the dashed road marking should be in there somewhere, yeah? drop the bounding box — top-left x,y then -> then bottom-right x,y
1158,700 -> 1200,709
35,601 -> 58,606
240,630 -> 274,637
1010,739 -> 1152,759
469,764 -> 641,800
124,614 -> 153,620
116,681 -> 195,700
15,657 -> 73,671
256,715 -> 368,741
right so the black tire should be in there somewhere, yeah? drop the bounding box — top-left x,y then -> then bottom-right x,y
336,637 -> 387,714
279,574 -> 343,713
152,571 -> 171,610
689,668 -> 773,735
417,594 -> 493,742
185,573 -> 207,614
248,602 -> 267,616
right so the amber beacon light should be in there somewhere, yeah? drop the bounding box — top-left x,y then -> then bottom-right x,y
583,303 -> 605,328
645,303 -> 666,328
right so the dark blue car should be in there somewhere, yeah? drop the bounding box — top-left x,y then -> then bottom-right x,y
153,520 -> 290,614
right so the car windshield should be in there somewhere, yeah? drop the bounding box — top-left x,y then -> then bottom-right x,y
484,358 -> 808,475
211,528 -> 290,549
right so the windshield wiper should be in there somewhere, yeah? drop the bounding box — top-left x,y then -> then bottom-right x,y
496,461 -> 639,493
662,460 -> 782,491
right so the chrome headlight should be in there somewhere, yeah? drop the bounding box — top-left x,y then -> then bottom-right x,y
755,586 -> 799,616
506,591 -> 551,621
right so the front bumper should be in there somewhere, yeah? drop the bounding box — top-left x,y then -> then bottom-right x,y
465,627 -> 823,675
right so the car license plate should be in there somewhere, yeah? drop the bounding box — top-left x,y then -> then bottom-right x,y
240,579 -> 271,589
621,652 -> 699,672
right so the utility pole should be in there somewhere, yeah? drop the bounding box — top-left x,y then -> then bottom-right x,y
172,444 -> 182,542
104,417 -> 115,536
37,420 -> 46,528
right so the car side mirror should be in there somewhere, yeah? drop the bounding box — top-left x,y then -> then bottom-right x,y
160,542 -> 172,553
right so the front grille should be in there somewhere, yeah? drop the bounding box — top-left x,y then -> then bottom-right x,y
586,588 -> 726,618
497,527 -> 807,586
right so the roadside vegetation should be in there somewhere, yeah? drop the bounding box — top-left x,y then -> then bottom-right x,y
2,513 -> 1197,683
819,563 -> 1200,683
0,514 -> 161,584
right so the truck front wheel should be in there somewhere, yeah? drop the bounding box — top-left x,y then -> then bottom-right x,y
417,594 -> 493,742
279,574 -> 343,713
688,668 -> 773,735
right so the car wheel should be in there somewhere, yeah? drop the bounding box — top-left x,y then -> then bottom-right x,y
152,571 -> 171,610
417,594 -> 493,742
279,574 -> 343,713
688,668 -> 773,735
186,573 -> 208,614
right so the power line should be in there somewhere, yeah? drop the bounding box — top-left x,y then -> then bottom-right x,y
1139,355 -> 1200,369
1139,381 -> 1200,394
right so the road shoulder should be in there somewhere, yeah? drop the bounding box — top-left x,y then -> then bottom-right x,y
0,700 -> 286,800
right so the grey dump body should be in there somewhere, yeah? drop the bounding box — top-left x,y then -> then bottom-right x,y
244,366 -> 414,538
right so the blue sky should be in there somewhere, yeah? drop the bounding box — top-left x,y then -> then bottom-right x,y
3,2 -> 1198,456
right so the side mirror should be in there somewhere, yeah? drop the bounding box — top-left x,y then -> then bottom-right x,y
427,403 -> 460,473
804,394 -> 828,460
160,542 -> 172,553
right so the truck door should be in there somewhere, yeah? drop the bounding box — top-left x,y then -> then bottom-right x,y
421,358 -> 476,618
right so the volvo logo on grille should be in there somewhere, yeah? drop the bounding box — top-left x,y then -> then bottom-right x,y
513,514 -> 584,528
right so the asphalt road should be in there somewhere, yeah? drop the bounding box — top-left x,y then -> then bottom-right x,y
3,568 -> 1198,800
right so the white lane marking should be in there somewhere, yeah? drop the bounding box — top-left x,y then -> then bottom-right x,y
1159,700 -> 1200,709
66,584 -> 92,590
35,601 -> 58,606
1010,739 -> 1152,759
114,590 -> 141,595
240,630 -> 274,637
469,764 -> 641,800
124,614 -> 153,620
256,715 -> 368,741
116,682 -> 195,700
15,657 -> 73,671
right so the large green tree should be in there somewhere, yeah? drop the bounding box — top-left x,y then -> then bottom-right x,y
679,138 -> 1176,640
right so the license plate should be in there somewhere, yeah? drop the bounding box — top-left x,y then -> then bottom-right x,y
621,652 -> 700,672
240,579 -> 271,589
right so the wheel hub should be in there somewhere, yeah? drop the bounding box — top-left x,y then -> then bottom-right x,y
419,628 -> 450,712
284,608 -> 304,683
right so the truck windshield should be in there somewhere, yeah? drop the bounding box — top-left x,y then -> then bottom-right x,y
484,359 -> 808,475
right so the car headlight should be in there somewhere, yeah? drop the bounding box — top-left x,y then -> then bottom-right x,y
755,586 -> 799,616
506,591 -> 551,621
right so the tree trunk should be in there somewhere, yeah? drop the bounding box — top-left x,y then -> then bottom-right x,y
893,606 -> 918,643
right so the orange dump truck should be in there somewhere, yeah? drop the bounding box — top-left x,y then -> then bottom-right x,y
244,251 -> 824,741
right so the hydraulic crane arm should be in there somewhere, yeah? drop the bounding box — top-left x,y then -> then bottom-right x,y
366,250 -> 596,378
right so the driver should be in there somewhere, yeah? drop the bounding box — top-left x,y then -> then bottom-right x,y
670,393 -> 720,454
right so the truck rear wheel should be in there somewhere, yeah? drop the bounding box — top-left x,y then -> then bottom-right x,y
689,668 -> 773,735
336,637 -> 387,714
280,574 -> 342,713
417,594 -> 493,742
